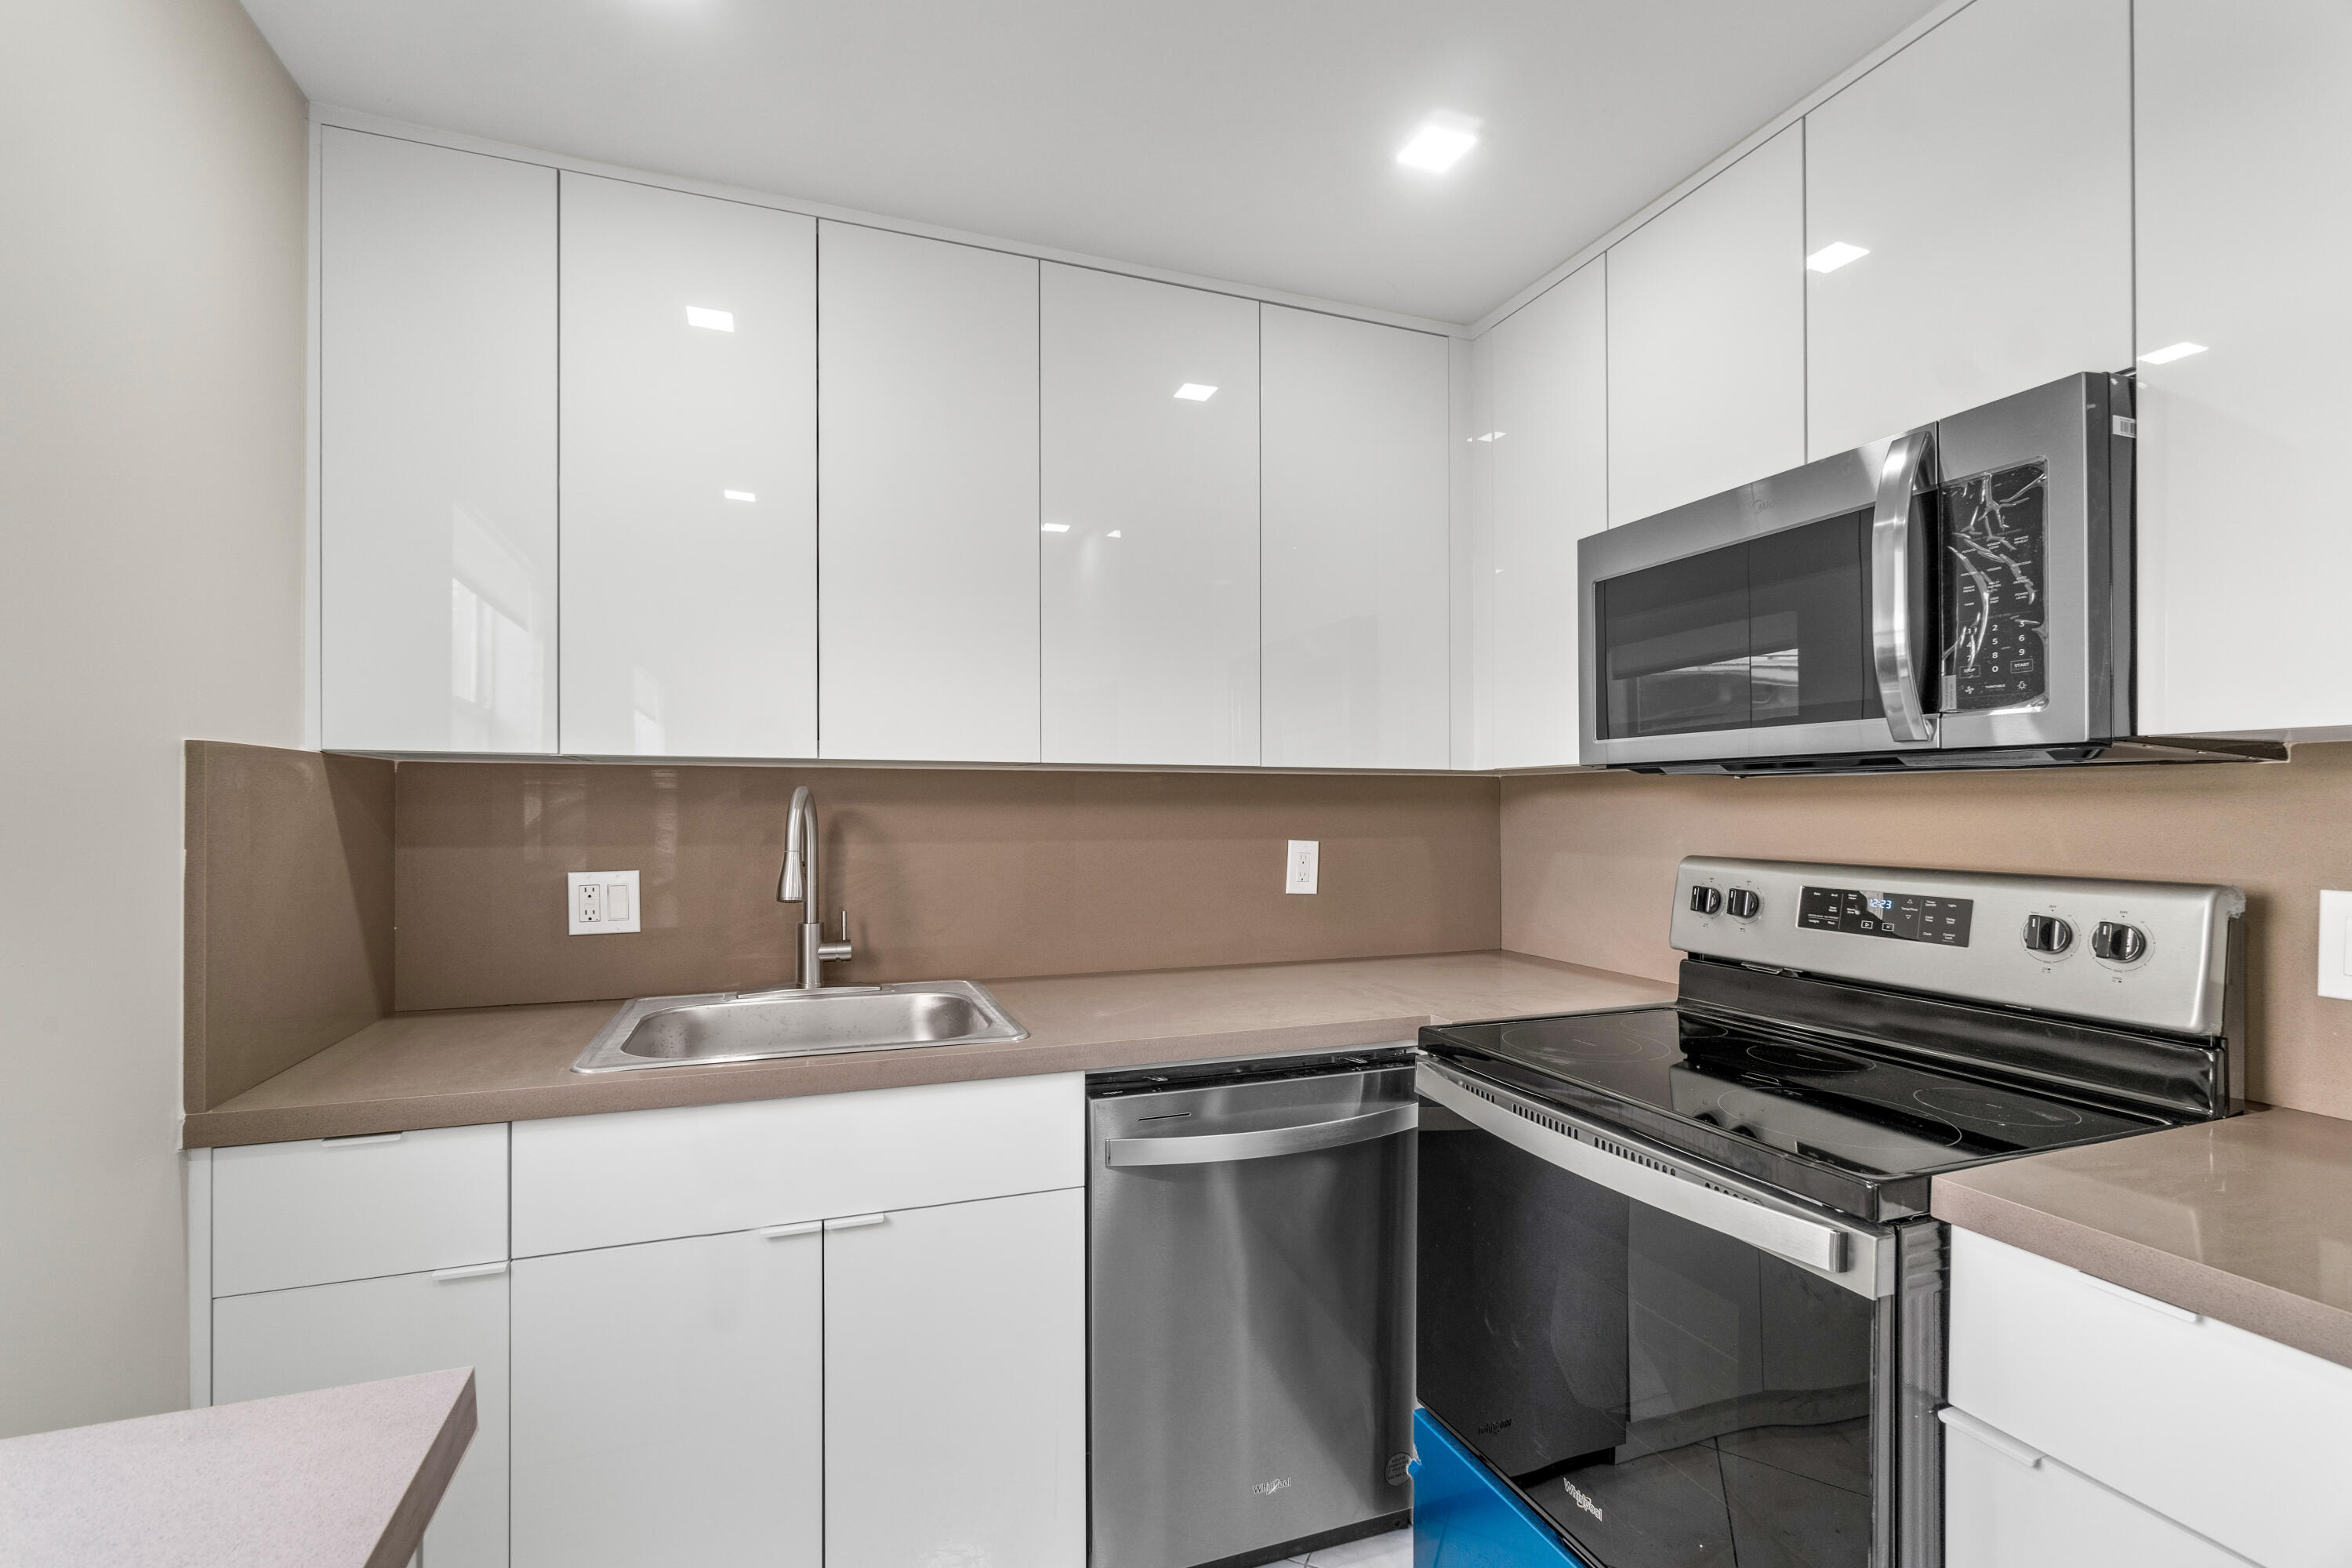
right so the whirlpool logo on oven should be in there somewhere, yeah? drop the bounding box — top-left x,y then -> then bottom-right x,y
1563,1479 -> 1604,1523
1251,1477 -> 1293,1497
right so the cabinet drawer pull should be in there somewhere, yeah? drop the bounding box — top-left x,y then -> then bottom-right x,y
759,1221 -> 822,1239
1938,1406 -> 2043,1468
2080,1272 -> 2202,1323
823,1213 -> 889,1232
430,1261 -> 508,1282
321,1131 -> 405,1147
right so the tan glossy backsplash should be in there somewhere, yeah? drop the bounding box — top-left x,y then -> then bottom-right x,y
393,762 -> 1502,1011
1501,742 -> 2352,1121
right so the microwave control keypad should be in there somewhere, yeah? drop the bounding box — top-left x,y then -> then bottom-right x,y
1939,461 -> 2048,713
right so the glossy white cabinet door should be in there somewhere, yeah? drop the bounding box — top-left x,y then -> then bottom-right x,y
1472,260 -> 1606,771
1260,306 -> 1451,770
826,1190 -> 1085,1568
1944,1410 -> 2256,1568
214,1266 -> 510,1567
1040,265 -> 1260,766
1805,0 -> 2131,458
510,1229 -> 821,1568
1949,1228 -> 2352,1568
1606,125 -> 1804,525
817,223 -> 1040,762
558,174 -> 815,757
2136,0 -> 2352,736
319,128 -> 557,753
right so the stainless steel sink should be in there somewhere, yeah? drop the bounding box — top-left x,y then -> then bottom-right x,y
571,979 -> 1028,1073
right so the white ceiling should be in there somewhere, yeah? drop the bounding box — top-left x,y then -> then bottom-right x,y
241,0 -> 1940,324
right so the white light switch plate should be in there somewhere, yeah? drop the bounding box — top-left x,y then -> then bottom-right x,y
568,869 -> 641,935
1286,840 -> 1319,895
2321,891 -> 2352,999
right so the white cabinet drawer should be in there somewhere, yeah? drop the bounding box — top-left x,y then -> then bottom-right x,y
1943,1407 -> 2253,1568
511,1074 -> 1085,1256
212,1123 -> 508,1298
1949,1228 -> 2352,1568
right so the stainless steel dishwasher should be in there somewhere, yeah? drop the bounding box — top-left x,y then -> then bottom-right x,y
1089,1047 -> 1417,1568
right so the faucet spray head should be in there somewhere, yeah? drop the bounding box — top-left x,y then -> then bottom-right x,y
779,786 -> 811,905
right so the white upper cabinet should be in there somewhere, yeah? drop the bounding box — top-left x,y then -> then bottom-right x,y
1040,267 -> 1260,766
319,129 -> 557,753
2136,0 -> 2352,738
1472,260 -> 1608,771
557,175 -> 815,757
1606,125 -> 1805,526
1260,306 -> 1452,770
817,223 -> 1040,762
1804,0 -> 2132,458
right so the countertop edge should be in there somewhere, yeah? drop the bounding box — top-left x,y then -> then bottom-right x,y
1931,1177 -> 2352,1372
181,1014 -> 1439,1149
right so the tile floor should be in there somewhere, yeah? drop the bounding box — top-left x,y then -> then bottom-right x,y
1282,1528 -> 1413,1566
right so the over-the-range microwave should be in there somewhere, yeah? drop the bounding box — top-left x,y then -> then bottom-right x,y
1577,372 -> 2272,775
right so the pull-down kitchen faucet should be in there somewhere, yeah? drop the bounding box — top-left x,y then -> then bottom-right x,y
778,786 -> 852,989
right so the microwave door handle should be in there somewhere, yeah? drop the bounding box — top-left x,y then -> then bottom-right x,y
1871,427 -> 1937,743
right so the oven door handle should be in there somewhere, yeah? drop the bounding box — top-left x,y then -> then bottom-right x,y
1102,1104 -> 1417,1168
1417,1062 -> 1865,1285
1871,426 -> 1937,744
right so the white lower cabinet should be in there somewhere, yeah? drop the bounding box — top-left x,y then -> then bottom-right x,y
213,1267 -> 511,1567
1943,1409 -> 2253,1568
825,1189 -> 1087,1568
510,1228 -> 823,1567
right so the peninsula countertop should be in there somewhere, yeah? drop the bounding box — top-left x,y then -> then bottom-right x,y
183,949 -> 1672,1148
1933,1104 -> 2352,1370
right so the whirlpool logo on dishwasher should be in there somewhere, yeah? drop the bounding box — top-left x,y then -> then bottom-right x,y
1251,1477 -> 1293,1497
1563,1479 -> 1603,1523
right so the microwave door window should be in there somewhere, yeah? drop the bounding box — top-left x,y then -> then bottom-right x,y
1599,543 -> 1753,739
1748,506 -> 1881,729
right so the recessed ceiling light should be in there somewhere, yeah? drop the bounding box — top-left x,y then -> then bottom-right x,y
685,306 -> 735,332
1397,114 -> 1480,174
1806,241 -> 1871,274
2139,341 -> 2208,365
1041,522 -> 1070,533
722,490 -> 756,503
1174,383 -> 1218,401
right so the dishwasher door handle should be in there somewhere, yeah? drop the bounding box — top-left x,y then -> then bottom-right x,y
1102,1104 -> 1417,1168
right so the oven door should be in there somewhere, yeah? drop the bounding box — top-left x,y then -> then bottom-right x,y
1580,437 -> 1938,768
1416,1059 -> 1944,1568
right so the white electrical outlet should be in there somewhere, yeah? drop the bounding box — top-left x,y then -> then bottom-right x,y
568,869 -> 642,935
2321,891 -> 2352,1000
1285,840 -> 1319,895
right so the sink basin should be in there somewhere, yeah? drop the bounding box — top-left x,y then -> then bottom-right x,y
571,979 -> 1028,1073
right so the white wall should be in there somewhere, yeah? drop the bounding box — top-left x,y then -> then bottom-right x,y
0,0 -> 308,1435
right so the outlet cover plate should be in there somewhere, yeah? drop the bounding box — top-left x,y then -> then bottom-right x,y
2321,891 -> 2352,1000
1286,840 -> 1319,895
568,869 -> 642,935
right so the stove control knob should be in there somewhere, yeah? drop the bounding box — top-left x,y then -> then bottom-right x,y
1725,888 -> 1762,920
2023,914 -> 2074,955
1689,885 -> 1723,916
2092,921 -> 2148,963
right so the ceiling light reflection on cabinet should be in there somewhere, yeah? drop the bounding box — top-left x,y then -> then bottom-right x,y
1041,523 -> 1070,533
1806,241 -> 1871,274
684,306 -> 735,331
1174,383 -> 1218,401
2139,341 -> 2209,365
1468,430 -> 1504,442
723,490 -> 756,502
1107,531 -> 1122,538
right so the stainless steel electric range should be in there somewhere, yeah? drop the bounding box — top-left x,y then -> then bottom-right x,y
1414,856 -> 2245,1568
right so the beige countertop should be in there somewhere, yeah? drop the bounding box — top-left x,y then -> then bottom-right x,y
0,1369 -> 474,1568
183,949 -> 1672,1148
1934,1105 -> 2352,1370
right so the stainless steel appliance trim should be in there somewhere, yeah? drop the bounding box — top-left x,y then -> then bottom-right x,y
1871,427 -> 1937,742
1417,1058 -> 1889,1298
1101,1103 -> 1418,1168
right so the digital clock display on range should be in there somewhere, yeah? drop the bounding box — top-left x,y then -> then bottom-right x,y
1799,886 -> 1974,947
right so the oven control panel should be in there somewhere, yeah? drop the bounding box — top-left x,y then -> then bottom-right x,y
1671,856 -> 2241,1037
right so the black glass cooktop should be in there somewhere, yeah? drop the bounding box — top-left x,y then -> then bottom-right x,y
1422,1004 -> 2176,1221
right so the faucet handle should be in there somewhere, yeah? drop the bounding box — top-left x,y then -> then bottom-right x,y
818,908 -> 853,964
